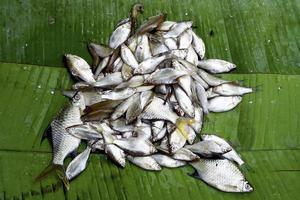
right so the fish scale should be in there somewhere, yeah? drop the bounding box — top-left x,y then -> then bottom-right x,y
51,104 -> 82,165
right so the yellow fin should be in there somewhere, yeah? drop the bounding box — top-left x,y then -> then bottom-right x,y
176,118 -> 196,140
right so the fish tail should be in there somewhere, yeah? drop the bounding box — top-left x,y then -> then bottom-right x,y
175,118 -> 196,140
35,164 -> 70,190
240,163 -> 254,174
253,84 -> 263,93
40,125 -> 52,144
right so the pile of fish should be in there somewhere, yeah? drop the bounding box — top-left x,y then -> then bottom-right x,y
37,4 -> 254,193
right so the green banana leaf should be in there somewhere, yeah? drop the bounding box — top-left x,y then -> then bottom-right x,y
0,0 -> 299,199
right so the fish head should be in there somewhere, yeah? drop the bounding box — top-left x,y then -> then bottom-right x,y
71,91 -> 85,110
240,181 -> 253,192
132,3 -> 144,14
227,63 -> 236,71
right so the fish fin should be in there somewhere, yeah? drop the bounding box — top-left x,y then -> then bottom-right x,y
35,164 -> 70,190
240,163 -> 255,173
41,125 -> 52,144
69,150 -> 78,159
187,170 -> 200,179
176,118 -> 196,140
253,84 -> 263,93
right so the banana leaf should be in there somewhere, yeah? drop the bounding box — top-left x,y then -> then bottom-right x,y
0,0 -> 299,199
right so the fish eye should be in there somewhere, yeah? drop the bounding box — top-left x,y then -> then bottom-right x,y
244,183 -> 252,191
74,94 -> 80,100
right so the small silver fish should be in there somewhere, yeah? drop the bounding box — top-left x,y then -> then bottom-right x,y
169,128 -> 186,153
66,123 -> 102,140
194,81 -> 209,114
126,93 -> 142,123
201,134 -> 245,166
152,154 -> 186,168
208,96 -> 242,112
94,57 -> 110,79
213,83 -> 253,96
164,38 -> 178,50
157,21 -> 176,31
109,21 -> 131,49
121,44 -> 139,69
88,43 -> 113,58
66,146 -> 91,180
197,69 -> 230,86
206,88 -> 219,99
135,34 -> 152,62
101,88 -> 136,101
145,68 -> 187,85
171,147 -> 199,161
190,30 -> 205,59
178,30 -> 193,49
127,155 -> 161,171
115,75 -> 144,89
93,72 -> 123,88
134,55 -> 167,74
185,46 -> 198,66
64,54 -> 96,84
105,144 -> 126,167
110,118 -> 135,132
198,59 -> 236,74
190,159 -> 253,193
111,94 -> 136,120
121,63 -> 133,80
163,21 -> 193,38
185,140 -> 231,157
173,85 -> 195,117
113,137 -> 157,156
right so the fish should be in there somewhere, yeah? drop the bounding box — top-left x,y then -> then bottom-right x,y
64,54 -> 96,84
115,75 -> 144,89
135,121 -> 152,140
197,69 -> 230,86
94,57 -> 110,79
173,85 -> 195,117
178,30 -> 193,49
110,118 -> 135,132
212,83 -> 253,96
105,144 -> 126,167
113,137 -> 157,156
190,105 -> 203,133
152,154 -> 186,168
190,30 -> 205,59
201,134 -> 245,166
149,39 -> 169,56
66,146 -> 91,180
101,88 -> 136,101
109,21 -> 131,49
169,128 -> 186,153
93,72 -> 123,88
164,38 -> 178,50
66,123 -> 102,140
157,21 -> 176,31
121,44 -> 139,69
130,3 -> 144,33
121,63 -> 133,80
136,13 -> 166,35
145,68 -> 187,85
135,34 -> 152,62
126,93 -> 142,123
194,81 -> 209,114
88,43 -> 114,58
208,96 -> 242,112
141,96 -> 195,140
185,140 -> 231,157
163,21 -> 193,38
190,159 -> 253,192
127,155 -> 161,171
134,55 -> 167,74
197,59 -> 236,74
171,147 -> 199,161
110,95 -> 137,120
36,100 -> 84,189
185,46 -> 198,66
